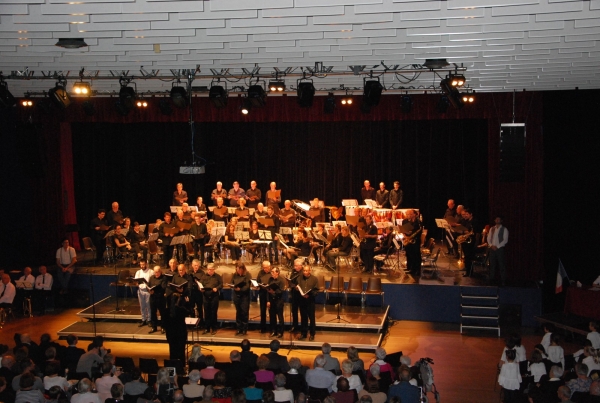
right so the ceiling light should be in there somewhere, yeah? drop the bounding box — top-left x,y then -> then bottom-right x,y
296,80 -> 315,108
136,99 -> 148,108
170,85 -> 188,109
0,78 -> 16,108
462,91 -> 475,103
268,80 -> 285,92
363,79 -> 383,107
341,97 -> 353,105
449,73 -> 466,87
209,85 -> 228,109
440,78 -> 464,110
55,38 -> 88,49
48,79 -> 71,109
247,85 -> 266,108
240,98 -> 252,115
21,96 -> 33,107
423,58 -> 449,70
324,92 -> 335,114
72,81 -> 91,96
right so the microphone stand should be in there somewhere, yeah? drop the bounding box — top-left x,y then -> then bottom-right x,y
327,258 -> 349,324
89,270 -> 97,336
287,270 -> 300,354
107,258 -> 125,314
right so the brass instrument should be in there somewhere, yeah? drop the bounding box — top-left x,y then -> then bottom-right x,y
402,226 -> 423,246
456,229 -> 474,244
456,229 -> 473,269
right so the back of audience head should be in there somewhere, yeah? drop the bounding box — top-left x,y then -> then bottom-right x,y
257,355 -> 270,370
230,350 -> 241,362
19,372 -> 35,390
360,396 -> 373,403
505,349 -> 516,362
232,388 -> 247,403
241,339 -> 251,352
173,389 -> 184,402
296,393 -> 306,403
347,346 -> 359,362
399,355 -> 411,367
321,343 -> 332,355
375,348 -> 386,360
558,385 -> 571,400
263,390 -> 275,403
366,378 -> 380,393
275,373 -> 287,388
131,367 -> 142,381
575,363 -> 589,377
203,385 -> 214,400
189,369 -> 200,384
397,365 -> 411,382
78,378 -> 92,393
551,333 -> 562,345
45,361 -> 60,377
270,340 -> 281,352
205,355 -> 216,367
551,366 -> 564,379
530,349 -> 543,364
214,370 -> 226,386
336,376 -> 350,392
111,383 -> 124,399
369,363 -> 380,377
314,354 -> 326,368
341,359 -> 353,375
289,357 -> 301,371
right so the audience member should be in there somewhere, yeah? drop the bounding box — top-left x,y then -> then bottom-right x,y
15,372 -> 45,403
273,373 -> 294,403
76,343 -> 103,378
71,378 -> 102,403
330,376 -> 357,403
243,373 -> 263,401
332,359 -> 363,393
241,340 -> 259,372
43,361 -> 69,392
266,340 -> 290,374
358,378 -> 387,403
285,357 -> 306,398
305,354 -> 336,393
183,369 -> 205,400
566,363 -> 591,393
255,355 -> 275,387
387,366 -> 420,403
225,350 -> 252,389
124,367 -> 148,397
314,343 -> 339,374
96,362 -> 123,401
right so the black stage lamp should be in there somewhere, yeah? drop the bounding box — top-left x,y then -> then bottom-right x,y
449,73 -> 466,87
324,92 -> 335,114
440,78 -> 464,110
268,80 -> 285,92
72,81 -> 91,96
297,80 -> 315,108
159,99 -> 173,115
247,85 -> 266,108
170,85 -> 188,109
401,95 -> 413,113
119,84 -> 136,110
363,79 -> 383,107
0,79 -> 17,108
82,100 -> 95,116
49,79 -> 71,109
436,95 -> 450,113
209,85 -> 228,109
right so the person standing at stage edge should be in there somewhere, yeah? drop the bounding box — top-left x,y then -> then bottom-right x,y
404,209 -> 422,279
297,265 -> 318,341
487,215 -> 509,286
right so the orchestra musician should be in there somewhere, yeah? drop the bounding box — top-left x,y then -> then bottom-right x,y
122,217 -> 132,237
323,224 -> 342,256
264,206 -> 280,264
288,259 -> 304,332
134,261 -> 152,327
113,224 -> 132,256
167,264 -> 192,361
190,215 -> 208,267
129,222 -> 148,265
252,203 -> 267,225
389,181 -> 403,209
255,261 -> 272,334
212,197 -> 229,224
246,181 -> 262,209
90,209 -> 109,263
308,198 -> 324,224
449,204 -> 465,258
297,265 -> 319,341
284,229 -> 314,264
211,182 -> 228,206
374,226 -> 394,273
461,208 -> 478,278
375,182 -> 390,208
232,263 -> 252,335
201,264 -> 222,335
204,219 -> 216,264
266,182 -> 282,213
311,223 -> 327,264
361,180 -> 377,204
223,221 -> 242,264
487,215 -> 508,286
325,226 -> 353,270
106,202 -> 124,228
173,183 -> 188,206
159,212 -> 177,266
235,198 -> 250,222
228,181 -> 246,207
245,221 -> 261,263
404,209 -> 422,278
181,203 -> 193,220
360,215 -> 378,274
267,267 -> 286,338
195,196 -> 208,217
174,209 -> 193,263
444,199 -> 457,255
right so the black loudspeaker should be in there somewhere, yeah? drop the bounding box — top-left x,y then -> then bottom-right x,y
499,123 -> 526,182
498,303 -> 522,328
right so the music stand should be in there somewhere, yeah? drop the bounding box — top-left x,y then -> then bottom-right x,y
326,259 -> 349,324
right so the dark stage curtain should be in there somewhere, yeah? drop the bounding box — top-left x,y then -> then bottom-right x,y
7,92 -> 543,285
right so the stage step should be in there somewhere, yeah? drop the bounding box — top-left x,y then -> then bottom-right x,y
460,286 -> 500,337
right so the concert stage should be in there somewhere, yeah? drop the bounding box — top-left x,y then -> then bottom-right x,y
57,296 -> 388,350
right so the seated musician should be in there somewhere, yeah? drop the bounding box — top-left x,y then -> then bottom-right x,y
195,196 -> 208,217
223,221 -> 242,264
245,221 -> 261,264
323,224 -> 342,255
264,206 -> 280,264
129,221 -> 148,264
113,224 -> 132,256
374,226 -> 394,272
284,229 -> 315,264
15,266 -> 35,312
235,198 -> 250,222
212,197 -> 229,224
181,203 -> 193,220
204,219 -> 217,264
311,223 -> 327,264
253,203 -> 267,225
325,226 -> 353,270
122,217 -> 133,237
0,273 -> 16,310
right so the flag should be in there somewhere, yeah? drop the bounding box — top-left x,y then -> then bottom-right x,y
556,259 -> 569,294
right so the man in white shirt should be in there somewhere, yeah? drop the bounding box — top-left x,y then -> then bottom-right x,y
56,238 -> 77,294
17,267 -> 35,290
487,215 -> 509,286
34,266 -> 53,315
0,274 -> 16,310
15,267 -> 35,316
134,261 -> 152,327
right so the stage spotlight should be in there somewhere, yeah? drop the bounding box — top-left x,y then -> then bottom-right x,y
136,99 -> 148,108
363,79 -> 383,107
240,98 -> 252,115
0,79 -> 17,108
324,92 -> 335,114
449,73 -> 465,87
119,84 -> 136,110
436,96 -> 450,113
21,97 -> 33,107
170,85 -> 188,109
247,85 -> 266,107
72,81 -> 91,96
462,92 -> 475,103
82,101 -> 95,116
341,97 -> 353,105
296,80 -> 315,108
115,100 -> 130,116
159,99 -> 173,115
268,80 -> 286,92
401,95 -> 413,113
440,78 -> 464,110
209,85 -> 228,109
48,80 -> 71,109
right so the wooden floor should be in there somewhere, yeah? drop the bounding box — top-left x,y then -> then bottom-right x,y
0,309 -> 584,403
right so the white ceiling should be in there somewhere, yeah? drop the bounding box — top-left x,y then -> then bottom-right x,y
1,0 -> 600,97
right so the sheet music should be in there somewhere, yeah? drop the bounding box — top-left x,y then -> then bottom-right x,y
208,206 -> 216,212
147,233 -> 159,242
258,230 -> 272,240
170,206 -> 181,213
342,199 -> 359,207
214,221 -> 226,227
227,207 -> 237,214
332,221 -> 347,227
211,227 -> 227,236
234,230 -> 249,240
139,224 -> 147,233
279,227 -> 292,235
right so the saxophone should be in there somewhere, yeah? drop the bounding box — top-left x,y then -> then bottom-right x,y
456,229 -> 473,269
456,229 -> 474,244
402,226 -> 423,246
